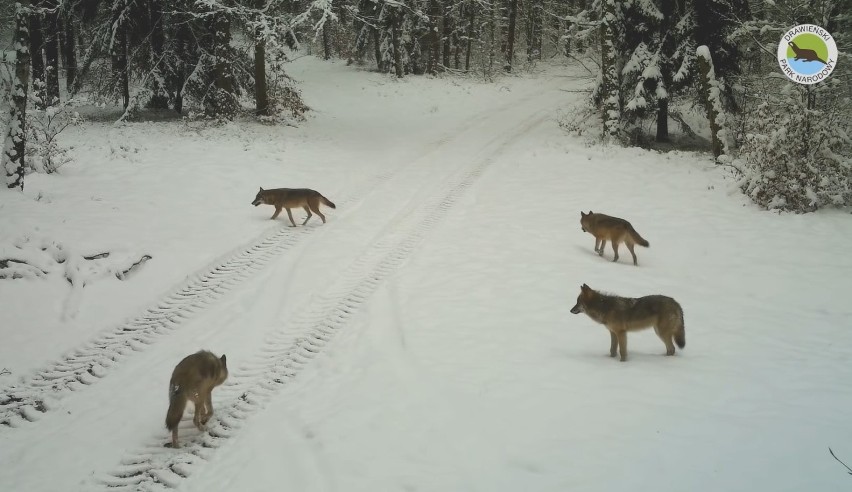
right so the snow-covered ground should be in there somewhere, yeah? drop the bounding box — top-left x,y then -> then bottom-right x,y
1,57 -> 851,492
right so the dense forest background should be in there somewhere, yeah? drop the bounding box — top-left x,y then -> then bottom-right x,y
1,0 -> 850,212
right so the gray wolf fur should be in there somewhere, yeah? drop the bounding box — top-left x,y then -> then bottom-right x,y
252,187 -> 337,227
580,211 -> 649,266
165,350 -> 228,448
570,284 -> 685,361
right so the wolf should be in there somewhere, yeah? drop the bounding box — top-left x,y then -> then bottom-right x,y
580,211 -> 649,266
165,350 -> 228,448
251,187 -> 337,227
570,284 -> 685,362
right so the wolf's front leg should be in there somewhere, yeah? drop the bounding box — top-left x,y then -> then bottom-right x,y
609,331 -> 618,357
617,332 -> 628,361
285,208 -> 298,227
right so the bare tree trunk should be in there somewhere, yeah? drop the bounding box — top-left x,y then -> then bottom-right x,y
526,0 -> 542,61
655,0 -> 677,142
600,0 -> 620,141
322,23 -> 332,60
426,0 -> 442,74
697,47 -> 723,158
464,3 -> 474,71
656,98 -> 669,142
371,27 -> 382,71
452,26 -> 461,69
29,9 -> 46,109
562,0 -> 572,55
442,1 -> 452,68
43,0 -> 60,105
209,11 -> 237,117
390,9 -> 404,78
487,1 -> 497,77
147,0 -> 169,108
4,7 -> 31,190
110,2 -> 129,109
504,0 -> 518,71
173,21 -> 191,113
350,23 -> 369,65
61,8 -> 77,90
254,36 -> 269,115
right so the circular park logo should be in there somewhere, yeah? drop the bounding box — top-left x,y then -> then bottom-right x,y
778,24 -> 837,84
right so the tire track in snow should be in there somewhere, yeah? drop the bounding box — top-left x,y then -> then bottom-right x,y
0,187 -> 350,429
97,107 -> 552,491
0,97 -> 529,430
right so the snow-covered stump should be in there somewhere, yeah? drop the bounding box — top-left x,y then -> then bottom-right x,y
3,5 -> 30,191
696,46 -> 725,159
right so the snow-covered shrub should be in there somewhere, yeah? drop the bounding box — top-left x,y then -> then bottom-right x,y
25,101 -> 83,174
264,77 -> 308,124
261,43 -> 309,123
738,86 -> 851,212
557,104 -> 601,145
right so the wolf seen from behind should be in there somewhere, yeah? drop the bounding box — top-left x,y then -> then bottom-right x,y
165,350 -> 228,448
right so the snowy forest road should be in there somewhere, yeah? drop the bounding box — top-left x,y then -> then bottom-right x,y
98,80 -> 561,491
0,73 -> 564,492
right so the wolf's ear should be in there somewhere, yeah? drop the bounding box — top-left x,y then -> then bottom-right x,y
580,211 -> 586,216
581,283 -> 590,291
259,187 -> 264,192
588,210 -> 593,214
221,354 -> 227,366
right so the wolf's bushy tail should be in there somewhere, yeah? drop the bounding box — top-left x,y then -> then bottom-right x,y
674,312 -> 686,349
165,386 -> 187,431
321,195 -> 337,209
629,226 -> 649,247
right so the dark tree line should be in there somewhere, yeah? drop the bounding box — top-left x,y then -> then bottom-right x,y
6,0 -> 847,210
586,0 -> 850,210
3,0 -> 572,189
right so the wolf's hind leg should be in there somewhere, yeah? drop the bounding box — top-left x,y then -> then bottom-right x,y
626,241 -> 638,266
200,391 -> 213,425
301,205 -> 312,225
308,200 -> 326,224
660,328 -> 676,355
